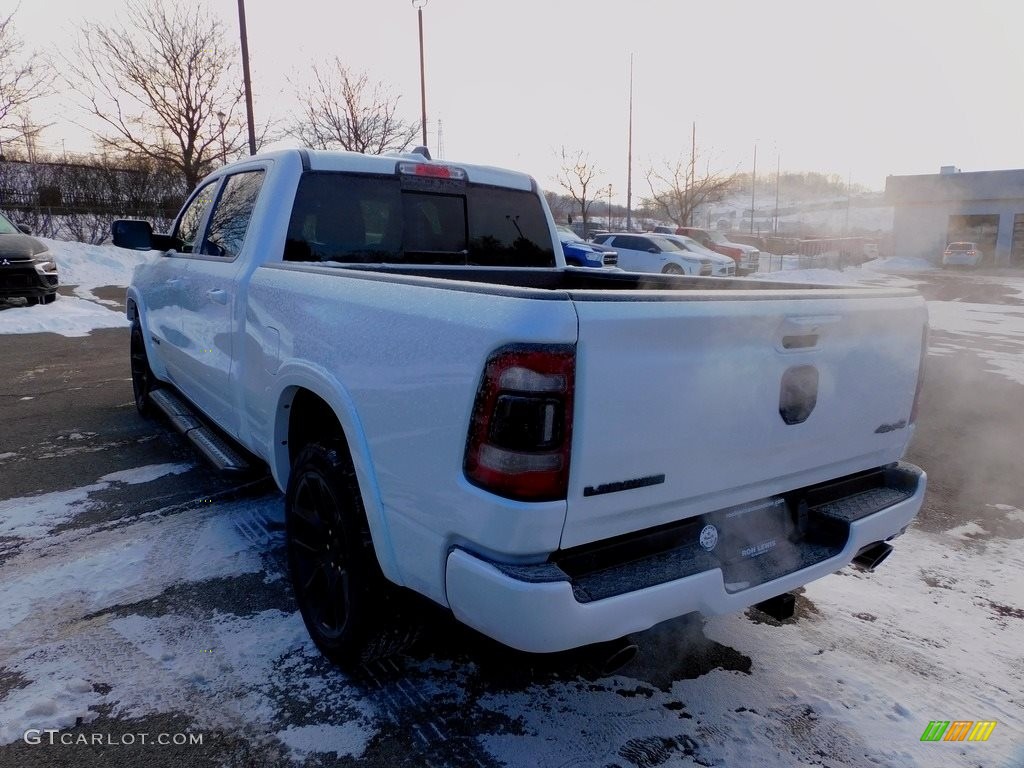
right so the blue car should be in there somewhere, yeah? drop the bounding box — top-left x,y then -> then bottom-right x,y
556,226 -> 617,269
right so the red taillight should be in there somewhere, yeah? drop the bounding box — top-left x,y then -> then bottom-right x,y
464,345 -> 575,502
910,324 -> 929,424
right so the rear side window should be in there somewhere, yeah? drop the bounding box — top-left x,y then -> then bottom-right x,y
284,171 -> 555,267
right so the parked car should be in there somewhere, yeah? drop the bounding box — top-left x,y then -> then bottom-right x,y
653,233 -> 736,276
115,147 -> 927,667
942,242 -> 982,268
556,225 -> 618,268
0,212 -> 58,305
591,232 -> 712,275
676,227 -> 760,275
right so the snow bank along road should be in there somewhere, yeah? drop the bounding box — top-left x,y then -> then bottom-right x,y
0,264 -> 1022,767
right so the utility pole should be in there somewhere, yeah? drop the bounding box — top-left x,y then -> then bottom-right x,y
845,171 -> 851,236
689,121 -> 696,226
750,144 -> 757,235
237,0 -> 257,155
413,0 -> 429,148
774,155 -> 780,234
625,53 -> 634,232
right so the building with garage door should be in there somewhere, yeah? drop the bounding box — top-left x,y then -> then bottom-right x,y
885,166 -> 1024,267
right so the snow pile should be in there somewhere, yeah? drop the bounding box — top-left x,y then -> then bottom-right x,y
0,238 -> 152,337
0,295 -> 130,337
41,237 -> 153,301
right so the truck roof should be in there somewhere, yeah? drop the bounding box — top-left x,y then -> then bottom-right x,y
227,148 -> 536,192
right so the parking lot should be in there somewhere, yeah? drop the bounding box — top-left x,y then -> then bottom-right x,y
1,269 -> 1023,767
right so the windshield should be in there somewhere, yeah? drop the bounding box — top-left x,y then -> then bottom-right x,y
0,213 -> 18,235
673,235 -> 704,251
556,225 -> 585,243
947,242 -> 974,251
649,235 -> 684,252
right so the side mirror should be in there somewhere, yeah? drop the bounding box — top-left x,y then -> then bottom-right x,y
647,247 -> 660,254
112,219 -> 155,250
16,223 -> 32,235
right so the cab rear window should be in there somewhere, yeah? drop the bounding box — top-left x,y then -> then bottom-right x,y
284,171 -> 555,267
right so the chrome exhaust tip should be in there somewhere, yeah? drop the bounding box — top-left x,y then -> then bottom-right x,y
852,541 -> 894,572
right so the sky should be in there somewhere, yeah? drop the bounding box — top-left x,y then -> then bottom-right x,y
8,0 -> 1024,201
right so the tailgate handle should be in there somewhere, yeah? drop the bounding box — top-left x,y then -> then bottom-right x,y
778,315 -> 839,352
782,334 -> 818,349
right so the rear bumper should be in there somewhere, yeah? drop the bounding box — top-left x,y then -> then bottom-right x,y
445,463 -> 925,653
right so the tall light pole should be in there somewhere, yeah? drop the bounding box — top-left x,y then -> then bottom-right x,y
750,144 -> 757,235
774,154 -> 780,234
606,183 -> 613,229
217,111 -> 228,164
236,0 -> 257,155
412,0 -> 429,149
625,53 -> 634,232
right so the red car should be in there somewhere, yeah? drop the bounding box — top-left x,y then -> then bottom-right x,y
675,227 -> 760,275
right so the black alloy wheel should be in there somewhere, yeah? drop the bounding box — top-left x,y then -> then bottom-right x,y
286,441 -> 386,667
130,321 -> 158,416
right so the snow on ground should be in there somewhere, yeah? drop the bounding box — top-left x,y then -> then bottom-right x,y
0,238 -> 148,337
862,256 -> 936,273
752,258 -> 927,289
1,472 -> 1020,766
927,301 -> 1024,386
40,237 -> 151,304
0,478 -> 376,760
0,295 -> 130,337
0,462 -> 191,539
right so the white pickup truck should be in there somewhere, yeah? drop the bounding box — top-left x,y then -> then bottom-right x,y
115,148 -> 928,667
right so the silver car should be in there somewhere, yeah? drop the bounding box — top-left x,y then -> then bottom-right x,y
942,242 -> 982,268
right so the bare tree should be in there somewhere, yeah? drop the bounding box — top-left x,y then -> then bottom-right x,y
556,147 -> 602,237
645,152 -> 737,228
66,0 -> 248,189
289,61 -> 419,154
0,9 -> 51,153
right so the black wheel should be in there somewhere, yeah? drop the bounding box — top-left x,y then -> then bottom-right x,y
662,263 -> 684,275
286,441 -> 392,667
42,293 -> 57,304
24,296 -> 41,306
130,321 -> 159,416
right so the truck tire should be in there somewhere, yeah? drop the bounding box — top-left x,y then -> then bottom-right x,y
130,321 -> 159,416
285,441 -> 398,668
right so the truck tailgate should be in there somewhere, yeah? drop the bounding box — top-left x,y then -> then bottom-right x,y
563,289 -> 927,549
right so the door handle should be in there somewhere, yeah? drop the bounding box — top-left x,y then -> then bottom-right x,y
166,277 -> 184,285
207,288 -> 228,305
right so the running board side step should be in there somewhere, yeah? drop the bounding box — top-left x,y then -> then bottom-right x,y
149,388 -> 250,472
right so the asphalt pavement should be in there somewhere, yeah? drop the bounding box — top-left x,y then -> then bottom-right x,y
0,272 -> 1021,767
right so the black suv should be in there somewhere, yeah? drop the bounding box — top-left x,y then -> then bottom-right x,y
0,212 -> 58,305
